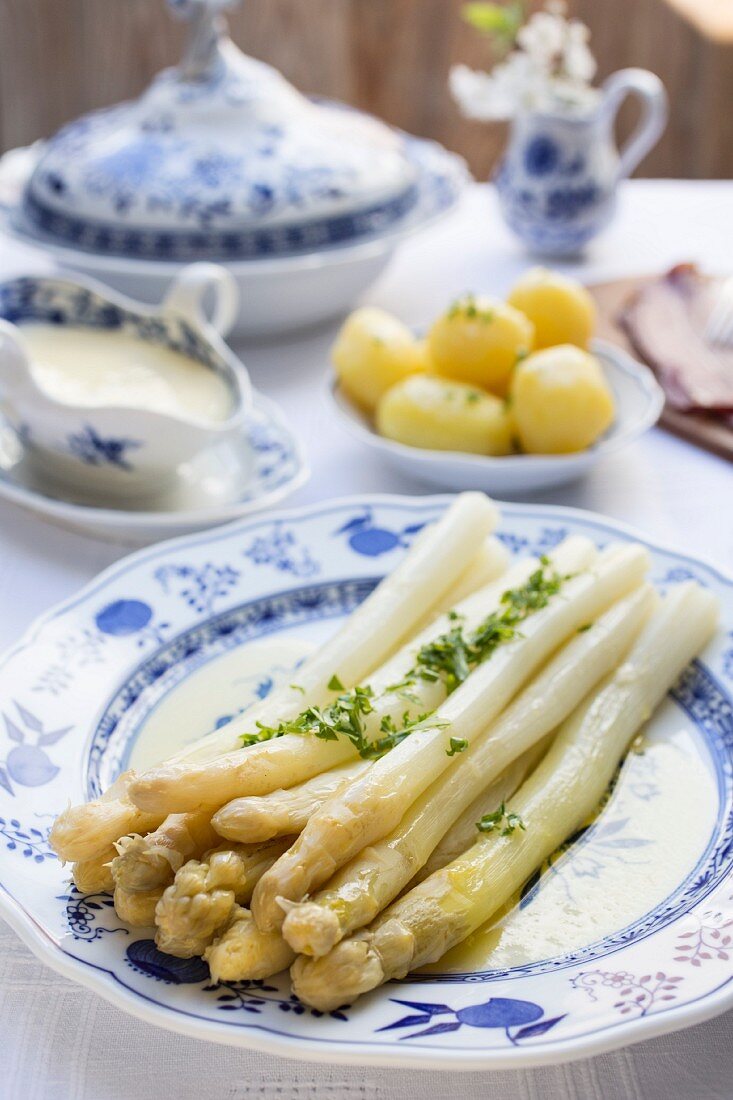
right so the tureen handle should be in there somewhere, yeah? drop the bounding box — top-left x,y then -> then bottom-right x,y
163,263 -> 240,339
168,0 -> 241,80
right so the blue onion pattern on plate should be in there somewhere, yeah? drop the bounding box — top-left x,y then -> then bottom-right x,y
0,495 -> 730,1069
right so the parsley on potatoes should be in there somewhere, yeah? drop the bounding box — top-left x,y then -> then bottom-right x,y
427,295 -> 534,397
376,375 -> 514,456
331,270 -> 615,458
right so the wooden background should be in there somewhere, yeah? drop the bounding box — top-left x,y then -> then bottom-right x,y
0,0 -> 731,180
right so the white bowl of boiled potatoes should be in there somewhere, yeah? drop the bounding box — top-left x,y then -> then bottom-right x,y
329,268 -> 665,494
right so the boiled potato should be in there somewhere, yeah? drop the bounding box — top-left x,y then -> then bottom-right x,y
511,345 -> 615,455
332,307 -> 426,413
507,267 -> 596,350
427,295 -> 534,397
376,374 -> 513,456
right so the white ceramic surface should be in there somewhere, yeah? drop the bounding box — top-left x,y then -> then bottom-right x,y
1,180 -> 732,1100
0,494 -> 731,1070
0,141 -> 467,339
22,0 -> 419,261
495,69 -> 668,256
0,392 -> 308,544
0,265 -> 250,499
329,340 -> 665,495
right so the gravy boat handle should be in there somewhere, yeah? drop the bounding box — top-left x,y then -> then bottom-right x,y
162,263 -> 240,339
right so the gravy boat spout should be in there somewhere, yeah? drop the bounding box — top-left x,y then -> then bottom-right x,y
0,266 -> 252,502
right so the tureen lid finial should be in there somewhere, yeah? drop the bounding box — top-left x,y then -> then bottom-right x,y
167,0 -> 241,80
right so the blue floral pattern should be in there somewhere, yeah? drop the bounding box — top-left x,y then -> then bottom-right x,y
58,888 -> 127,942
496,526 -> 568,558
0,703 -> 72,795
67,425 -> 142,471
244,524 -> 319,577
495,113 -> 615,255
0,816 -> 57,862
380,997 -> 565,1044
0,497 -> 732,1065
333,510 -> 427,557
21,103 -> 464,260
154,563 -> 241,615
86,577 -> 374,796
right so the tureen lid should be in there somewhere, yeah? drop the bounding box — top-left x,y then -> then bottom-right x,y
22,0 -> 420,261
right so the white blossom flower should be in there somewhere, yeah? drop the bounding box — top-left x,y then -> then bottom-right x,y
451,0 -> 599,121
564,21 -> 597,83
517,12 -> 566,66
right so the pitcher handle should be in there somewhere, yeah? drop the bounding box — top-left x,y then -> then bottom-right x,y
163,262 -> 239,338
602,68 -> 668,180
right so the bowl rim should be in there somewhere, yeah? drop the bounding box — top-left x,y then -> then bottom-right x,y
0,269 -> 252,432
0,391 -> 310,530
0,139 -> 468,276
329,337 -> 665,470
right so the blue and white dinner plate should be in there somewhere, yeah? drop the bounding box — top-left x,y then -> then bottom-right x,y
0,495 -> 731,1068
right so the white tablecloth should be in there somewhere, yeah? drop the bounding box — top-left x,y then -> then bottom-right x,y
0,181 -> 732,1099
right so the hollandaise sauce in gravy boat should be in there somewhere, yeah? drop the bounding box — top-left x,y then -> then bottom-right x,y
0,265 -> 251,501
19,323 -> 234,424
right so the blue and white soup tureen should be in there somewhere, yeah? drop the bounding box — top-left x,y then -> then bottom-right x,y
21,0 -> 432,262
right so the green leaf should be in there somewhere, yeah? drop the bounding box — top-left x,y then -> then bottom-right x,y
462,2 -> 524,41
328,674 -> 345,692
446,736 -> 468,757
477,801 -> 526,835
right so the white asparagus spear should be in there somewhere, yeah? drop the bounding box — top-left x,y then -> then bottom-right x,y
414,741 -> 550,883
212,760 -> 371,843
71,847 -> 117,895
114,885 -> 164,927
216,754 -> 541,983
291,582 -> 718,1011
129,542 -> 591,816
95,539 -> 508,877
281,584 -> 654,956
50,771 -> 164,864
205,906 -> 296,982
171,492 -> 499,766
252,543 -> 649,931
412,535 -> 509,632
51,493 -> 496,862
154,838 -> 293,958
111,810 -> 221,894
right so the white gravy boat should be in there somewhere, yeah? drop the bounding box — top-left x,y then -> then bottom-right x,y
0,264 -> 251,500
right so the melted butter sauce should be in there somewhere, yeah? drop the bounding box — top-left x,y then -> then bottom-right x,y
19,323 -> 233,423
125,629 -> 719,976
426,724 -> 716,974
128,636 -> 315,774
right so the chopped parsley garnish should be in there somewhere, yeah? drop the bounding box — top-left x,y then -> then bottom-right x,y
477,802 -> 526,837
447,294 -> 494,324
409,557 -> 563,695
577,623 -> 593,633
290,683 -> 305,694
242,561 -> 565,759
242,683 -> 440,761
465,391 -> 481,405
242,684 -> 376,755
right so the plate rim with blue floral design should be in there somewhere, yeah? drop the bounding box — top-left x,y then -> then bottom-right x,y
0,391 -> 309,542
0,493 -> 731,1069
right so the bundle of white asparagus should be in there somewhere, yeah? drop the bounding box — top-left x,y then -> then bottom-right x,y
48,492 -> 719,1012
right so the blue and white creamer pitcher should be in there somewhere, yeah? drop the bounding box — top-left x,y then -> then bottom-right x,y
495,68 -> 667,256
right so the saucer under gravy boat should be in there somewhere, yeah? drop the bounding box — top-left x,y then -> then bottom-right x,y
0,264 -> 251,501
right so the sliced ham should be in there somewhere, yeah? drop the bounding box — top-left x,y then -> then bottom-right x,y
620,264 -> 733,413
